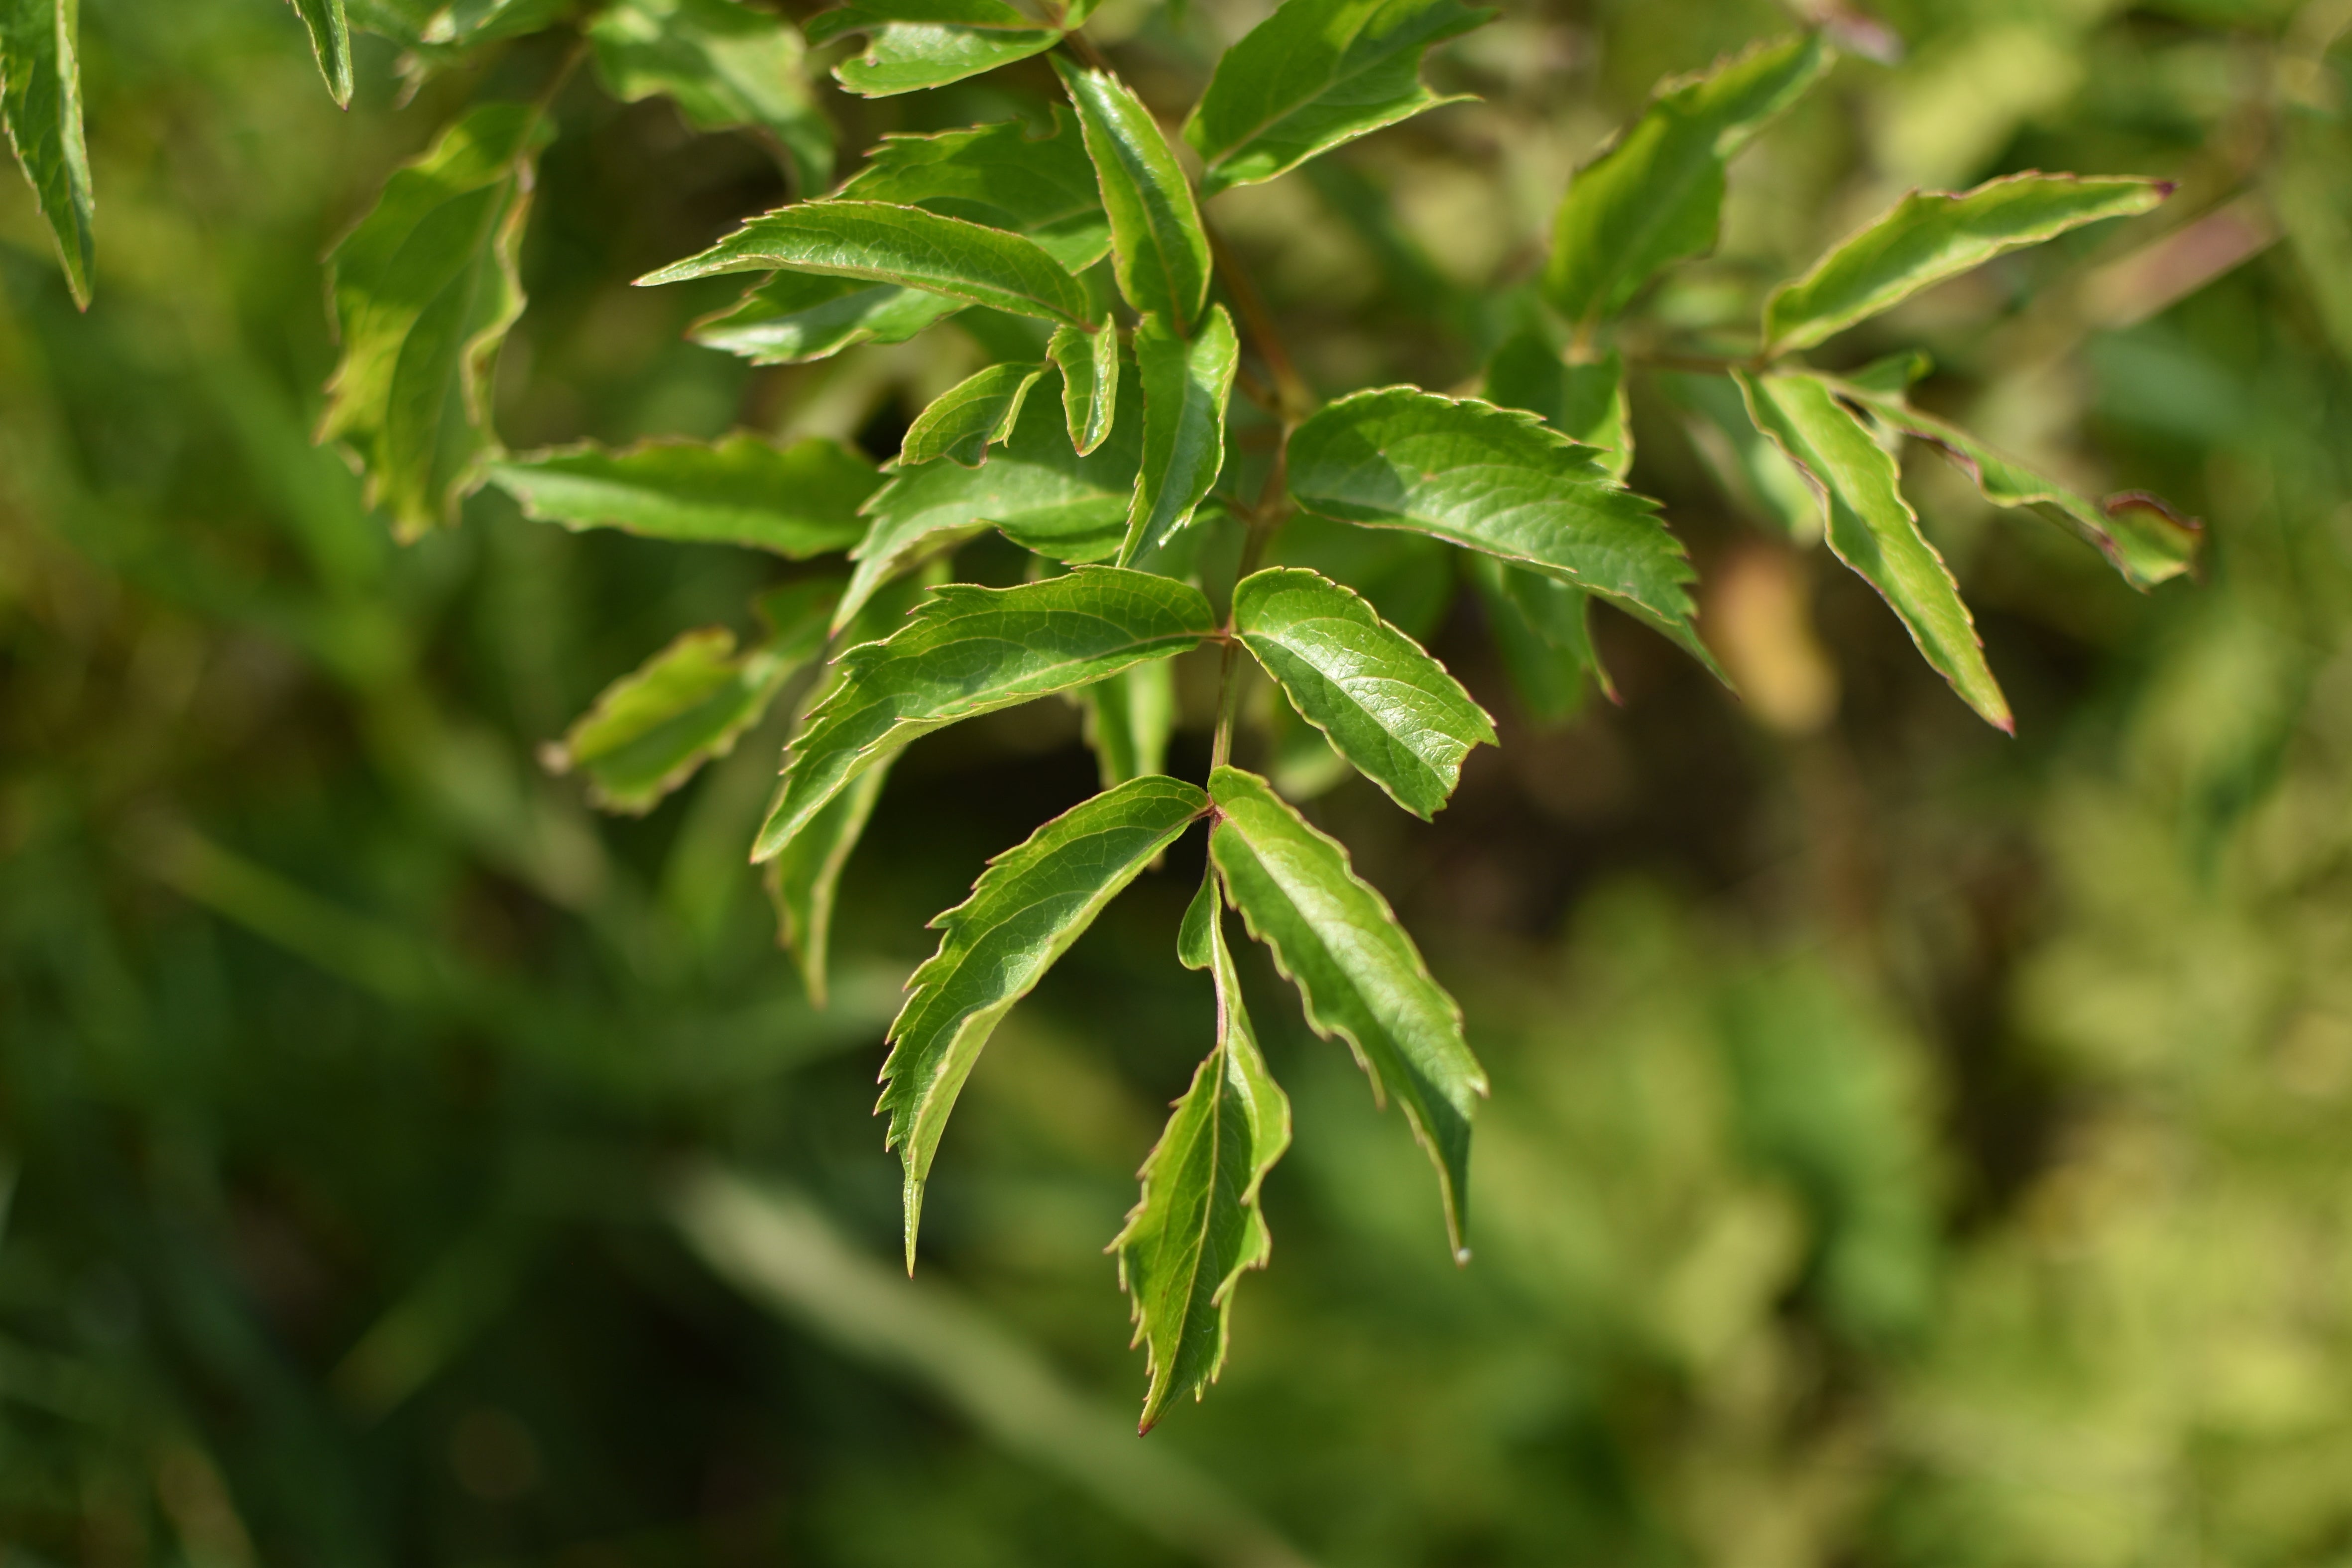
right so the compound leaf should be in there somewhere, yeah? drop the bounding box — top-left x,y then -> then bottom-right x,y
1543,31 -> 1827,325
1053,57 -> 1210,331
286,0 -> 356,107
1285,387 -> 1706,663
1117,892 -> 1290,1431
489,434 -> 878,557
1,0 -> 95,307
1737,369 -> 2010,730
1764,173 -> 2170,353
321,102 -> 549,538
758,567 -> 1214,858
900,361 -> 1048,468
1208,766 -> 1485,1254
1839,381 -> 2202,589
882,776 -> 1209,1265
1049,322 -> 1119,455
588,0 -> 833,196
805,0 -> 1058,97
639,200 -> 1100,329
1182,0 -> 1495,199
1233,567 -> 1494,818
1080,659 -> 1176,786
1122,306 -> 1238,564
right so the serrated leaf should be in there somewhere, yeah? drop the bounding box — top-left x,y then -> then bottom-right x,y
286,0 -> 356,107
1482,332 -> 1630,480
805,0 -> 1058,97
1208,766 -> 1485,1254
901,361 -> 1047,468
1053,58 -> 1211,332
551,582 -> 834,813
1122,306 -> 1238,564
1764,173 -> 2171,354
1181,0 -> 1494,199
1116,893 -> 1290,1431
882,776 -> 1210,1265
639,200 -> 1099,329
489,434 -> 878,557
840,353 -> 1142,624
321,103 -> 549,539
758,567 -> 1214,858
1,0 -> 95,308
1284,387 -> 1707,663
1049,323 -> 1119,455
1465,552 -> 1608,723
1543,32 -> 1827,325
588,0 -> 834,196
1233,567 -> 1494,819
1080,659 -> 1175,786
693,272 -> 965,365
1839,382 -> 2201,589
840,108 -> 1110,273
1736,369 -> 2010,730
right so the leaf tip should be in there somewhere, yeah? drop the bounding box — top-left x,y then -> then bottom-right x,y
1453,1246 -> 1472,1267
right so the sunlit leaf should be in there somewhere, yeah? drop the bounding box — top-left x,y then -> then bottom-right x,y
1049,322 -> 1119,455
1482,333 -> 1630,480
838,108 -> 1110,272
489,434 -> 878,557
588,0 -> 833,196
900,361 -> 1048,468
1,0 -> 95,307
882,776 -> 1209,1265
1053,57 -> 1211,331
1122,306 -> 1238,564
804,0 -> 1058,97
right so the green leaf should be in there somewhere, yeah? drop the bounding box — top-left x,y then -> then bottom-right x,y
692,273 -> 964,365
1542,31 -> 1827,325
900,361 -> 1048,468
286,0 -> 356,108
1116,892 -> 1290,1431
1208,766 -> 1485,1255
757,568 -> 1214,859
321,102 -> 549,539
1080,659 -> 1175,786
840,109 -> 1111,273
1,0 -> 95,308
1232,567 -> 1495,819
1284,387 -> 1707,663
804,0 -> 1058,97
840,353 -> 1142,624
1763,173 -> 2171,354
588,0 -> 834,196
1838,381 -> 2202,589
882,776 -> 1209,1264
549,582 -> 834,813
488,435 -> 879,557
1465,553 -> 1608,723
638,200 -> 1100,329
1659,369 -> 1819,543
1049,323 -> 1119,456
1052,58 -> 1211,332
1122,306 -> 1239,564
1181,0 -> 1495,199
1482,333 -> 1630,481
1736,369 -> 2010,731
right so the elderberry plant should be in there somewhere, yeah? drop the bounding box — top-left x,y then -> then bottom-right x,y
2,0 -> 2204,1431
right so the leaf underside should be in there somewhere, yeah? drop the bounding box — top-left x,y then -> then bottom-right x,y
489,434 -> 879,557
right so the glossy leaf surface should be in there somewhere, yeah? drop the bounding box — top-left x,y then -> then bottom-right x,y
1233,567 -> 1494,818
882,776 -> 1209,1264
1764,173 -> 2169,352
1737,370 -> 2010,730
1122,306 -> 1239,564
1054,58 -> 1211,331
490,435 -> 877,557
1049,322 -> 1119,455
900,361 -> 1048,468
1182,0 -> 1494,198
840,109 -> 1109,272
1208,766 -> 1485,1254
588,0 -> 833,196
2,0 -> 94,306
758,568 -> 1214,858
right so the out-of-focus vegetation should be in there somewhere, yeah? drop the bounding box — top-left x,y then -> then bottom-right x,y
4,0 -> 2352,1563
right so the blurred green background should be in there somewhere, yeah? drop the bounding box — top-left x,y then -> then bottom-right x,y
5,0 -> 2352,1563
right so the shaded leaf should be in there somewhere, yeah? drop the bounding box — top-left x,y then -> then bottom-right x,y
1543,32 -> 1828,325
639,200 -> 1100,329
1080,660 -> 1176,786
1659,369 -> 1818,542
1465,553 -> 1608,723
900,361 -> 1048,468
757,567 -> 1215,858
1233,566 -> 1494,818
1182,0 -> 1494,199
1208,766 -> 1485,1254
804,0 -> 1057,97
321,102 -> 549,538
838,108 -> 1110,272
1482,332 -> 1630,480
588,0 -> 833,196
1764,173 -> 2170,353
1122,306 -> 1238,564
489,434 -> 878,557
1,0 -> 94,307
1053,57 -> 1211,331
1116,892 -> 1290,1431
1049,322 -> 1119,455
286,0 -> 356,107
1284,387 -> 1707,663
1736,369 -> 2010,730
693,272 -> 964,364
882,776 -> 1209,1264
